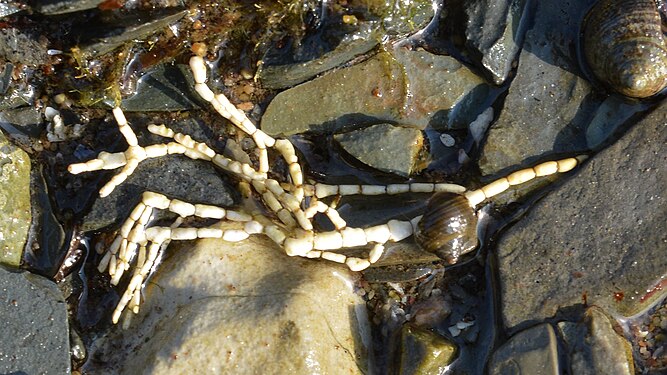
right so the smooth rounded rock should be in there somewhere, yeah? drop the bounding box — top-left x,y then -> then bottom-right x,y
85,234 -> 372,374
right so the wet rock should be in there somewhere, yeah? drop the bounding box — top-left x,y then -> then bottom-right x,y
489,323 -> 560,374
496,100 -> 667,330
23,167 -> 66,277
75,116 -> 238,232
85,235 -> 371,374
121,64 -> 203,112
81,154 -> 238,232
478,0 -> 597,176
334,123 -> 425,177
0,266 -> 70,374
0,28 -> 49,67
261,48 -> 491,136
31,0 -> 104,15
397,324 -> 457,375
391,46 -> 492,130
78,10 -> 188,59
558,307 -> 634,375
261,52 -> 406,136
0,131 -> 31,267
258,31 -> 380,90
463,0 -> 533,84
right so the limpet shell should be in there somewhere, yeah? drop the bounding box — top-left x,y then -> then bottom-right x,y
583,0 -> 667,98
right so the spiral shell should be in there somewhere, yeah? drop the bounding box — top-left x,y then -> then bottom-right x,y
582,0 -> 667,98
415,192 -> 478,264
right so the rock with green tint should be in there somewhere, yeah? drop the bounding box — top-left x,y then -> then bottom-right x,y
334,123 -> 426,177
397,324 -> 457,375
0,131 -> 31,267
261,52 -> 406,136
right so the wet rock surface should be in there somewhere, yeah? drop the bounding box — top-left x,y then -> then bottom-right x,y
333,123 -> 425,177
0,266 -> 70,374
489,323 -> 560,374
559,307 -> 634,375
478,0 -> 597,176
261,46 -> 491,136
462,0 -> 532,84
0,130 -> 31,266
85,235 -> 371,374
496,100 -> 667,329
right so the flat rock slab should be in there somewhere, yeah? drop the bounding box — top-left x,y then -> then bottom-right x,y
497,101 -> 667,330
85,234 -> 371,374
261,48 -> 490,136
0,130 -> 31,266
478,0 -> 597,176
0,266 -> 70,374
489,323 -> 560,374
334,123 -> 425,177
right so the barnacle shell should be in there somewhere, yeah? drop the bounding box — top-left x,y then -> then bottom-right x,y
415,192 -> 478,264
583,0 -> 667,98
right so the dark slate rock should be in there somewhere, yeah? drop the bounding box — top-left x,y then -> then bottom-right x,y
0,266 -> 70,374
489,323 -> 560,374
496,101 -> 667,330
333,123 -> 425,177
478,0 -> 598,176
31,0 -> 104,15
558,307 -> 634,375
0,28 -> 49,67
121,64 -> 203,112
73,117 -> 239,232
464,0 -> 533,84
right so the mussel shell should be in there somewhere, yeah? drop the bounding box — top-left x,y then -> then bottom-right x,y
582,0 -> 667,98
415,192 -> 478,264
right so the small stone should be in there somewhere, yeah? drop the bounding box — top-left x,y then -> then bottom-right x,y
558,307 -> 634,375
398,324 -> 457,375
489,323 -> 560,375
334,123 -> 425,177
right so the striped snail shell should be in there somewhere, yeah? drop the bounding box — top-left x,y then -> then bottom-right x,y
415,192 -> 478,264
582,0 -> 667,98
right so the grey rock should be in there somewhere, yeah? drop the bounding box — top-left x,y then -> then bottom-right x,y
0,28 -> 49,67
464,0 -> 533,84
0,130 -> 31,267
558,307 -> 634,375
334,123 -> 426,177
0,266 -> 70,374
32,0 -> 105,14
258,34 -> 380,90
79,10 -> 188,59
77,116 -> 238,232
478,0 -> 598,176
261,48 -> 491,136
85,235 -> 372,374
81,154 -> 238,232
121,64 -> 203,112
489,323 -> 560,375
391,46 -> 492,130
497,100 -> 667,330
261,52 -> 406,136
